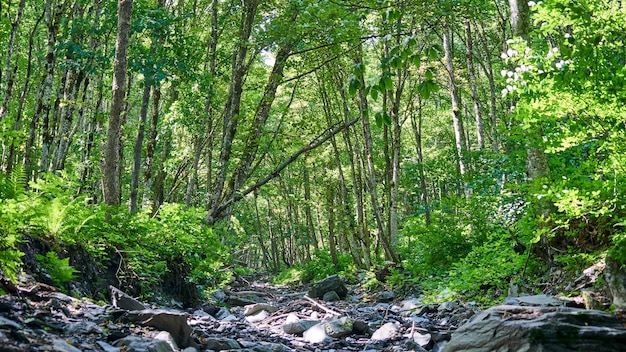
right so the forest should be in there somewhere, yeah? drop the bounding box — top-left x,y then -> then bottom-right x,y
0,0 -> 625,308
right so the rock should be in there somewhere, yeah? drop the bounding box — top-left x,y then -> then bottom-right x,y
96,341 -> 120,352
352,319 -> 371,335
376,291 -> 395,303
204,337 -> 240,350
442,305 -> 626,352
408,331 -> 432,347
245,309 -> 269,323
123,309 -> 194,348
51,339 -> 83,352
65,321 -> 103,335
227,294 -> 264,306
514,294 -> 564,306
324,316 -> 353,338
113,336 -> 174,352
437,301 -> 460,312
308,275 -> 348,299
244,303 -> 278,316
398,298 -> 421,313
283,319 -> 320,335
110,286 -> 146,311
370,322 -> 400,341
0,316 -> 22,329
211,289 -> 227,303
302,323 -> 329,343
322,291 -> 341,302
154,331 -> 178,351
605,256 -> 626,308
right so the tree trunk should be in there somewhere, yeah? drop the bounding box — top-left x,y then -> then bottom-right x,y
143,85 -> 161,207
103,0 -> 133,207
355,47 -> 387,264
129,82 -> 151,212
0,0 -> 26,123
206,0 -> 258,224
465,21 -> 485,149
443,26 -> 469,185
410,94 -> 431,225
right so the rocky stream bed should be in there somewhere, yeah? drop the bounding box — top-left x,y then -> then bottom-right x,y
1,273 -> 626,352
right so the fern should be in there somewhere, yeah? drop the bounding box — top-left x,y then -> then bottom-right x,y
0,165 -> 26,200
36,251 -> 78,288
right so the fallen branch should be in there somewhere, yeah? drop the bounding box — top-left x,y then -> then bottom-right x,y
303,295 -> 343,317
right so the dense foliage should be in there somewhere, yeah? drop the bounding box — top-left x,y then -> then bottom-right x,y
0,0 -> 624,305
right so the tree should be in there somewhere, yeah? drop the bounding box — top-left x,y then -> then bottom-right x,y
103,0 -> 133,207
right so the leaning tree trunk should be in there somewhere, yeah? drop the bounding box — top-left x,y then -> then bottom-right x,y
103,0 -> 133,207
206,0 -> 258,225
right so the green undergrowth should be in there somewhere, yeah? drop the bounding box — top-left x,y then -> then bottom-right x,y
0,172 -> 232,301
272,250 -> 357,285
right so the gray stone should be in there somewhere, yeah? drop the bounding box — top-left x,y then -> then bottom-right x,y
370,322 -> 400,341
245,309 -> 269,323
113,336 -> 174,352
244,303 -> 278,316
65,321 -> 103,335
110,286 -> 146,311
123,309 -> 194,348
302,323 -> 329,343
376,291 -> 395,303
514,294 -> 564,306
203,337 -> 240,350
352,320 -> 371,335
154,331 -> 178,351
324,316 -> 353,338
322,290 -> 341,302
308,275 -> 348,299
211,289 -> 227,303
437,301 -> 460,312
442,305 -> 626,352
282,319 -> 320,335
51,339 -> 83,352
96,341 -> 120,352
0,316 -> 22,329
408,331 -> 431,347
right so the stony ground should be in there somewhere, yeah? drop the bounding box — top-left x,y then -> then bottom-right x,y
0,273 -> 475,351
2,272 -> 625,352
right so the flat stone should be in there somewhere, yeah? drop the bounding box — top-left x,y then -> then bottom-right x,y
244,303 -> 278,316
283,319 -> 320,335
322,291 -> 341,302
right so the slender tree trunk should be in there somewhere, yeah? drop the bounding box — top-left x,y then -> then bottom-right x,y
129,82 -> 151,212
0,0 -> 26,123
443,26 -> 469,184
187,0 -> 219,206
7,8 -> 44,174
410,94 -> 431,225
302,160 -> 319,252
465,21 -> 485,149
143,85 -> 161,207
327,184 -> 339,267
355,48 -> 387,263
103,0 -> 133,207
51,69 -> 85,171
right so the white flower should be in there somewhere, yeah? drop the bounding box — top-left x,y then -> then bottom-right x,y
501,88 -> 509,96
556,60 -> 564,69
528,1 -> 537,5
501,69 -> 508,77
501,52 -> 508,59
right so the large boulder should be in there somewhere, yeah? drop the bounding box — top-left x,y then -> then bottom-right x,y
308,275 -> 348,299
442,305 -> 626,352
